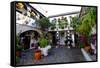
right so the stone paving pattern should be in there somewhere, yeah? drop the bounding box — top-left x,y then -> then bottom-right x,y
18,46 -> 86,65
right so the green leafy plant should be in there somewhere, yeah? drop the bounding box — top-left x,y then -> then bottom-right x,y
70,16 -> 79,30
59,23 -> 64,29
51,26 -> 56,30
39,38 -> 48,48
79,43 -> 84,48
58,17 -> 68,29
77,7 -> 96,36
16,35 -> 19,45
37,17 -> 52,30
16,35 -> 22,63
76,7 -> 96,49
16,35 -> 22,51
16,56 -> 20,63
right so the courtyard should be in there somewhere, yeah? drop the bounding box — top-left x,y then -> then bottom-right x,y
15,2 -> 97,65
18,46 -> 86,65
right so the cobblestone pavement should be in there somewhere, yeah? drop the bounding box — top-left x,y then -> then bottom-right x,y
18,46 -> 86,65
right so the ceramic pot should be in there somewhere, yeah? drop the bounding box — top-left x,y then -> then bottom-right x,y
34,50 -> 41,60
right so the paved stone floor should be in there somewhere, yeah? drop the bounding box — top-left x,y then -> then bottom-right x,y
18,46 -> 86,65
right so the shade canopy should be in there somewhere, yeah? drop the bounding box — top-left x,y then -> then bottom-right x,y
30,3 -> 81,17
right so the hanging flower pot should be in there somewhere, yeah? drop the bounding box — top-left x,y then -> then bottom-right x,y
16,3 -> 24,9
31,11 -> 36,16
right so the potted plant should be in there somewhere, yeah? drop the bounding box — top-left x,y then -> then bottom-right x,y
79,43 -> 84,48
34,49 -> 41,61
16,35 -> 20,57
76,7 -> 96,53
38,38 -> 51,56
70,16 -> 79,30
58,17 -> 68,29
16,56 -> 20,64
16,3 -> 24,9
63,17 -> 68,28
16,45 -> 22,57
16,35 -> 22,63
51,25 -> 56,30
61,25 -> 64,29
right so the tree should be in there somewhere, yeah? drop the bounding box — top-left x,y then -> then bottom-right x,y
37,17 -> 52,30
77,7 -> 96,36
76,7 -> 96,47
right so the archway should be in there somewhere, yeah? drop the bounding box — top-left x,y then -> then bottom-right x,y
19,30 -> 42,50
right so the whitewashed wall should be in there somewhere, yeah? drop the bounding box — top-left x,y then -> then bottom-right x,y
16,23 -> 36,34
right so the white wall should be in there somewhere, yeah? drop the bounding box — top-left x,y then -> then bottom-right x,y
16,23 -> 36,34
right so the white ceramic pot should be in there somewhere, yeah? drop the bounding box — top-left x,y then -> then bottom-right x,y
39,45 -> 51,56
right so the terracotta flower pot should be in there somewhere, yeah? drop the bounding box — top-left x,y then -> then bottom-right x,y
34,50 -> 41,60
16,51 -> 21,57
84,46 -> 90,52
84,43 -> 92,53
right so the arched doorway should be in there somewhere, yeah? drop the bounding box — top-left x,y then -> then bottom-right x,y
19,30 -> 42,50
